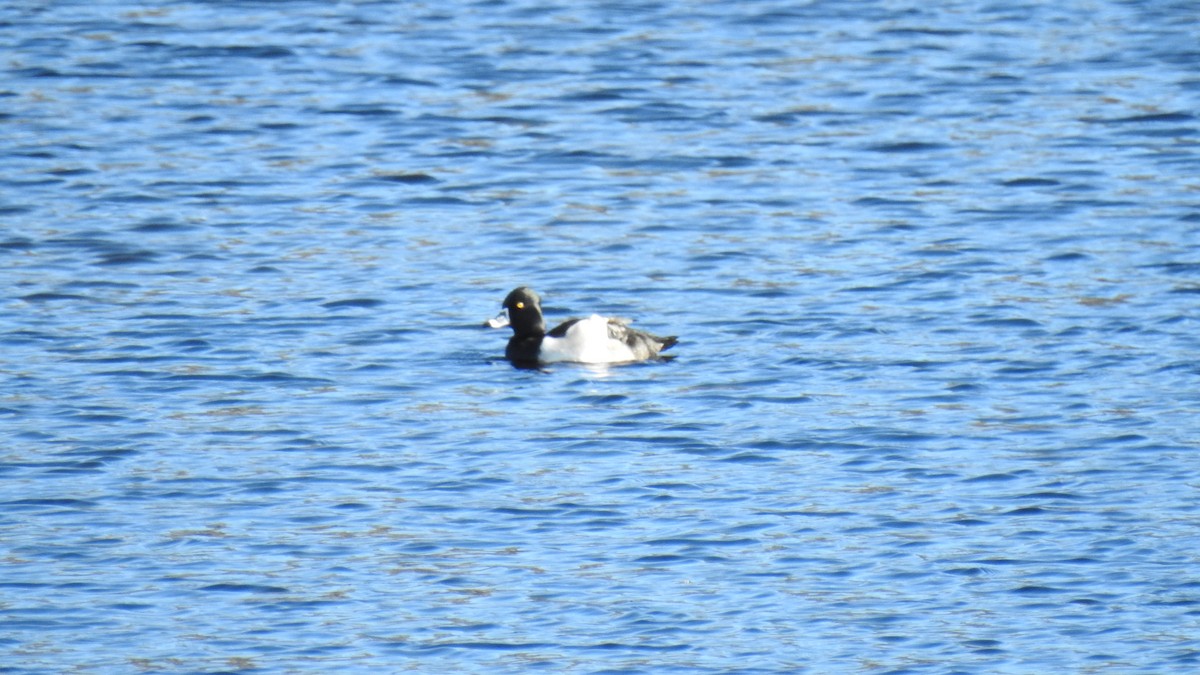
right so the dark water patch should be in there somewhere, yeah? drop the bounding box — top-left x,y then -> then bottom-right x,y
963,472 -> 1025,483
1118,126 -> 1198,138
3,499 -> 98,512
1011,585 -> 1068,595
1146,261 -> 1200,274
171,45 -> 295,60
1002,177 -> 1062,187
1003,506 -> 1056,516
764,509 -> 857,519
860,429 -> 942,444
129,220 -> 195,233
1092,434 -> 1148,445
1081,111 -> 1194,124
642,537 -> 757,548
491,506 -> 562,518
415,640 -> 559,652
95,250 -> 159,266
303,463 -> 401,474
0,202 -> 34,215
972,317 -> 1043,329
866,141 -> 949,153
474,115 -> 548,128
45,166 -> 95,177
20,292 -> 93,302
1014,491 -> 1083,500
319,104 -> 401,117
373,172 -> 440,184
321,298 -> 385,309
718,453 -> 779,463
948,518 -> 989,526
1045,251 -> 1090,262
602,102 -> 721,124
401,195 -> 483,206
879,26 -> 969,37
755,108 -> 854,124
5,493 -> 99,507
635,554 -> 688,564
852,196 -> 922,208
199,583 -> 289,594
557,87 -> 646,102
0,237 -> 36,250
107,603 -> 155,611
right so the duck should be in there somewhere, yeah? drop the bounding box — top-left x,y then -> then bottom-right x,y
485,287 -> 678,366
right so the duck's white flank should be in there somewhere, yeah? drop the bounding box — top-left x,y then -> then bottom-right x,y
537,315 -> 639,364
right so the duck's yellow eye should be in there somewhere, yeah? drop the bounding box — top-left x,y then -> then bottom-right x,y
515,302 -> 525,309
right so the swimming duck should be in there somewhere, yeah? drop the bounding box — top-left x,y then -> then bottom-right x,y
485,287 -> 678,366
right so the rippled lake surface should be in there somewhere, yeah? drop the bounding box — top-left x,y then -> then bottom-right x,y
4,1 -> 1200,672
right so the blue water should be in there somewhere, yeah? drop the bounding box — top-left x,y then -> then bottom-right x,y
3,1 -> 1200,672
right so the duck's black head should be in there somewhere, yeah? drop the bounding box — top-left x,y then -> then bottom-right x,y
487,286 -> 546,337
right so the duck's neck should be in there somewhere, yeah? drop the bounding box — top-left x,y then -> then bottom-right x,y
513,316 -> 545,337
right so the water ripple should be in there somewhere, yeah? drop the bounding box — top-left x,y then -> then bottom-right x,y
3,0 -> 1199,673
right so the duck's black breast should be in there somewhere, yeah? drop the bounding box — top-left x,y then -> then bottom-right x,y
505,334 -> 544,365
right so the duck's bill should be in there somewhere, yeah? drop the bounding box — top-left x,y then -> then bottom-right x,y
485,310 -> 510,329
